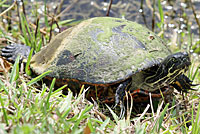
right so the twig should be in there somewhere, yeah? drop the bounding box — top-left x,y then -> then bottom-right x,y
140,0 -> 148,28
49,18 -> 54,43
106,0 -> 113,16
29,22 -> 47,35
54,18 -> 61,32
35,18 -> 40,39
21,0 -> 26,17
152,0 -> 155,31
55,0 -> 79,20
0,1 -> 16,17
56,0 -> 64,16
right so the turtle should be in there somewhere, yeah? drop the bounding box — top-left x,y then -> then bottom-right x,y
1,17 -> 196,116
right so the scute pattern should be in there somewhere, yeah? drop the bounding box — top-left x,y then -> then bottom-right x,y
30,17 -> 171,84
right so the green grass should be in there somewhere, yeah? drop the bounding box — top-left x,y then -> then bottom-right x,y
0,62 -> 95,133
0,0 -> 200,133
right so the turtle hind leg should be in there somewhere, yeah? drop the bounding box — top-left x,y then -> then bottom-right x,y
171,74 -> 198,93
114,79 -> 131,118
1,43 -> 32,62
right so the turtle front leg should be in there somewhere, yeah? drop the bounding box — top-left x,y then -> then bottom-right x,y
115,79 -> 131,118
1,43 -> 32,62
171,74 -> 197,93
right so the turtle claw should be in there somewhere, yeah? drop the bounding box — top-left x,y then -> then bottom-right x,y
1,51 -> 13,56
119,102 -> 125,119
188,85 -> 198,91
114,94 -> 125,119
2,48 -> 15,53
171,74 -> 198,92
190,83 -> 199,87
1,43 -> 32,62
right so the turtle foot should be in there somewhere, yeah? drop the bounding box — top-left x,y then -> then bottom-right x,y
1,43 -> 32,62
114,79 -> 131,118
171,74 -> 198,92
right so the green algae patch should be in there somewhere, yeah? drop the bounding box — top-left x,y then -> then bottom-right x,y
91,17 -> 126,42
29,17 -> 171,84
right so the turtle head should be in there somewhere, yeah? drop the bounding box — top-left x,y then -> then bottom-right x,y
142,52 -> 191,91
162,52 -> 191,74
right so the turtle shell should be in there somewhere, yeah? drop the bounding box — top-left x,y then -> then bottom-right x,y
30,17 -> 171,84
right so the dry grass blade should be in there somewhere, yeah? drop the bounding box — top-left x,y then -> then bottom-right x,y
55,0 -> 80,19
147,101 -> 164,131
0,1 -> 17,17
94,110 -> 107,121
135,104 -> 150,124
149,92 -> 155,117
